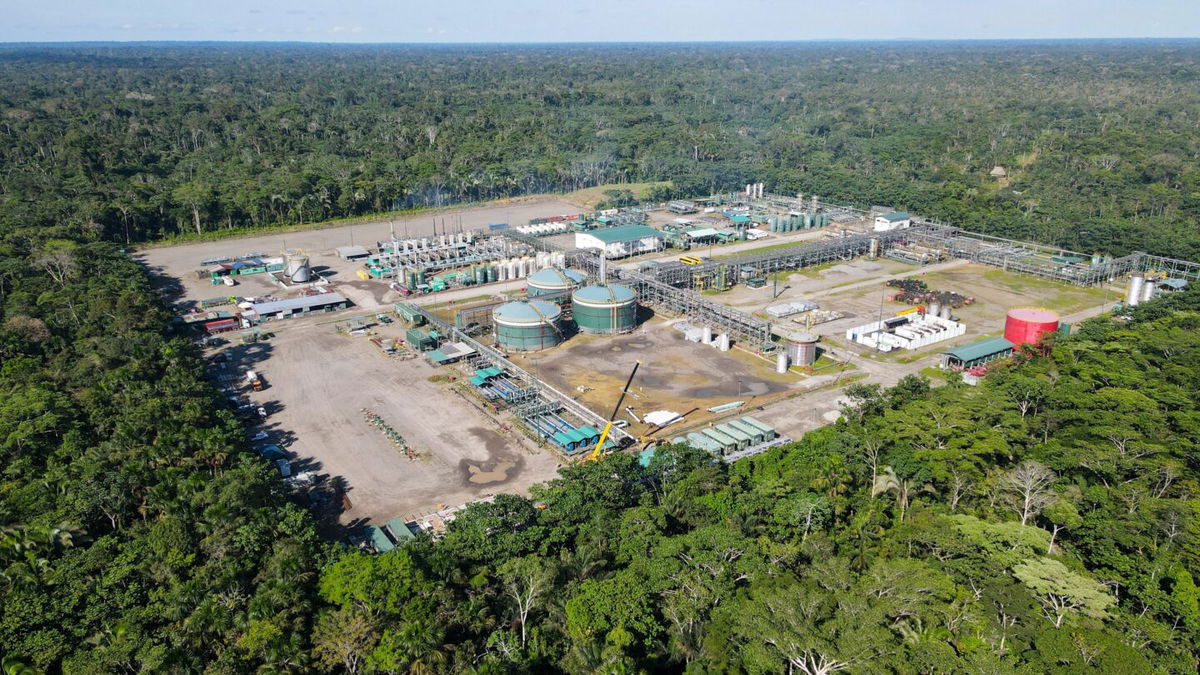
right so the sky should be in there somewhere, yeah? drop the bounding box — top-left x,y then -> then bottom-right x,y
2,0 -> 1198,43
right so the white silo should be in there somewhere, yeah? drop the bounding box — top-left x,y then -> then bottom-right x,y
290,256 -> 311,282
1142,279 -> 1156,302
776,352 -> 789,374
1126,275 -> 1144,306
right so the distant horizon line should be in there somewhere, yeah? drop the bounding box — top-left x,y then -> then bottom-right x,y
1,37 -> 1198,48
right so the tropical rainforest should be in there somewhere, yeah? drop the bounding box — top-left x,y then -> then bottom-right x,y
1,41 -> 1200,255
2,41 -> 1200,673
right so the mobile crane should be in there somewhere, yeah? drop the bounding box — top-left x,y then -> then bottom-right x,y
588,360 -> 641,461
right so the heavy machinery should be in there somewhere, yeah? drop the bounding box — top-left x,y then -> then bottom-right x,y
588,360 -> 641,461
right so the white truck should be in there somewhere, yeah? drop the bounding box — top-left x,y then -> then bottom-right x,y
245,370 -> 263,391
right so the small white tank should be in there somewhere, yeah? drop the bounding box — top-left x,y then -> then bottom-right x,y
717,333 -> 730,351
776,352 -> 789,373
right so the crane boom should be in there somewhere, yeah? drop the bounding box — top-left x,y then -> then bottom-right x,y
589,360 -> 641,461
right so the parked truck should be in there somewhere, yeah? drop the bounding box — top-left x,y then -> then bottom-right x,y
245,370 -> 264,391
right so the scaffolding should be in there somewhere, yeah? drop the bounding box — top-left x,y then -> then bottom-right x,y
568,251 -> 772,346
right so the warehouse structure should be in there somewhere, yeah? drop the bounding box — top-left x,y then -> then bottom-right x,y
246,292 -> 349,322
874,212 -> 912,231
575,225 -> 665,258
939,337 -> 1015,370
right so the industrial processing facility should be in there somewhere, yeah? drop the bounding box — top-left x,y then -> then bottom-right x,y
146,183 -> 1200,541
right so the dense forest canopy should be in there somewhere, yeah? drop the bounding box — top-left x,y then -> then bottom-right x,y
3,41 -> 1200,672
1,40 -> 1198,256
4,235 -> 1200,671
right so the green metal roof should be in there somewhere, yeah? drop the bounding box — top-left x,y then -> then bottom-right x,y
493,300 -> 562,324
367,525 -> 395,553
583,225 -> 663,244
573,284 -> 636,304
880,212 -> 911,222
941,337 -> 1015,362
731,215 -> 752,224
527,267 -> 586,288
387,518 -> 416,541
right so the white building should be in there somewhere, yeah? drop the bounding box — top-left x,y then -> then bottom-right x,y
575,225 -> 665,259
873,212 -> 912,232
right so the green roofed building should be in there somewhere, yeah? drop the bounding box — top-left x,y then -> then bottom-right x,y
366,525 -> 395,553
939,337 -> 1015,370
386,518 -> 416,543
574,225 -> 665,258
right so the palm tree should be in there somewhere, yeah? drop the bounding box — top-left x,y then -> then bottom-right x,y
871,466 -> 912,521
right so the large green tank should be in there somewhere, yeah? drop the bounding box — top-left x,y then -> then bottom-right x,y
493,300 -> 563,351
526,267 -> 586,297
571,284 -> 638,335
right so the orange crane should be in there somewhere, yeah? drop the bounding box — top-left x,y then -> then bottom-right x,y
588,361 -> 641,461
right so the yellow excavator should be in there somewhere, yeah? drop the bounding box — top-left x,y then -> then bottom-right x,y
588,361 -> 641,461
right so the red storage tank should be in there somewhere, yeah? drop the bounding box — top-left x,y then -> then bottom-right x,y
1004,308 -> 1060,345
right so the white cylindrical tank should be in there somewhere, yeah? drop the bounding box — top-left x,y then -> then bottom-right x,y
940,305 -> 951,320
497,264 -> 508,282
1142,279 -> 1156,302
1126,275 -> 1144,306
927,302 -> 941,318
776,352 -> 789,374
702,325 -> 713,344
517,259 -> 527,278
291,259 -> 311,283
717,333 -> 730,352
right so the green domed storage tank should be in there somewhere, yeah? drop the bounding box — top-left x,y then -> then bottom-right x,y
572,284 -> 638,335
493,300 -> 563,351
526,267 -> 586,297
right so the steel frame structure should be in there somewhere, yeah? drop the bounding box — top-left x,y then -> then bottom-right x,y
373,235 -> 532,274
501,230 -> 564,253
567,250 -> 773,345
409,304 -> 634,444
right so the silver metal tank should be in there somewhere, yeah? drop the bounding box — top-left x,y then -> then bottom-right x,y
1126,275 -> 1144,306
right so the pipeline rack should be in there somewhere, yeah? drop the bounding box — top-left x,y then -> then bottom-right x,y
409,304 -> 635,446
